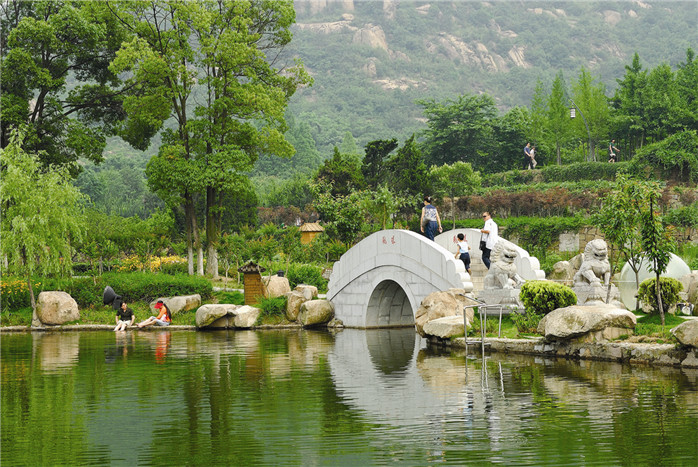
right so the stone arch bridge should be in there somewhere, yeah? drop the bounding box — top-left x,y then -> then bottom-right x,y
327,229 -> 545,328
327,230 -> 472,328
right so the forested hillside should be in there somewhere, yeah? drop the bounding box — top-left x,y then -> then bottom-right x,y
275,0 -> 697,160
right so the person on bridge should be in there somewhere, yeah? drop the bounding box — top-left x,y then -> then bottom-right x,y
420,195 -> 442,241
455,233 -> 471,275
480,212 -> 499,269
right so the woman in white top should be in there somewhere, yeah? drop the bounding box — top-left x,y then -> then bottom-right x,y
480,212 -> 498,269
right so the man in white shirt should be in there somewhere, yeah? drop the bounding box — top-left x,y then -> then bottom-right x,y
480,212 -> 498,269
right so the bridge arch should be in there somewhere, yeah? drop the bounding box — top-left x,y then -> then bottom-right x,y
327,229 -> 472,328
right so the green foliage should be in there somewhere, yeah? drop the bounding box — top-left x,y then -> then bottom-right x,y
482,162 -> 629,186
215,291 -> 245,306
637,277 -> 684,315
430,161 -> 482,228
629,130 -> 698,182
314,148 -> 365,197
419,93 -> 498,170
502,216 -> 586,258
0,1 -> 130,173
255,295 -> 288,319
285,263 -> 328,292
510,309 -> 544,334
520,281 -> 577,315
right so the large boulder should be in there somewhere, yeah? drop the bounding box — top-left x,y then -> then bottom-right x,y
415,289 -> 475,337
233,305 -> 261,328
298,300 -> 334,327
285,290 -> 307,322
295,284 -> 318,300
264,275 -> 291,298
196,304 -> 237,328
423,315 -> 469,339
36,291 -> 80,325
671,320 -> 698,347
537,304 -> 636,342
150,294 -> 201,314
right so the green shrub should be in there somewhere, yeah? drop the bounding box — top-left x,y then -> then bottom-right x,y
510,308 -> 543,334
254,295 -> 287,318
520,280 -> 577,315
637,277 -> 683,315
215,290 -> 244,305
286,263 -> 328,292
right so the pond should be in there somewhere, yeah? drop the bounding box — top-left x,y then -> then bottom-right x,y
2,329 -> 697,466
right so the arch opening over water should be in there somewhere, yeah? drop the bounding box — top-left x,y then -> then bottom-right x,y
366,280 -> 414,327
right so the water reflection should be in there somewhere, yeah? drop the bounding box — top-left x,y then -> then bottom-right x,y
2,330 -> 698,466
35,332 -> 80,372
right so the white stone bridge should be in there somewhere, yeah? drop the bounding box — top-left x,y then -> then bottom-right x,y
327,229 -> 545,328
327,229 -> 472,328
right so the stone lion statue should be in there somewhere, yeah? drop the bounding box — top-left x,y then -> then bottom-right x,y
573,239 -> 611,287
484,242 -> 525,290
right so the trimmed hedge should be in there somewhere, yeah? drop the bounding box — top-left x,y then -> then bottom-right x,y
482,162 -> 630,187
520,280 -> 577,315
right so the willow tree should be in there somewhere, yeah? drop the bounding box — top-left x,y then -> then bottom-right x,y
1,130 -> 85,326
108,0 -> 309,277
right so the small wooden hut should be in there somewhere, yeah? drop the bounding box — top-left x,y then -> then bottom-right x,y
300,222 -> 324,245
238,261 -> 267,305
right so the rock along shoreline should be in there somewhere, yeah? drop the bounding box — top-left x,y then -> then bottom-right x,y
429,335 -> 698,369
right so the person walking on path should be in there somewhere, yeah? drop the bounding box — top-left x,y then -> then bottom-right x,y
480,212 -> 499,269
114,301 -> 135,331
523,143 -> 533,170
455,233 -> 471,274
530,145 -> 538,168
420,196 -> 443,241
608,139 -> 619,163
137,300 -> 172,328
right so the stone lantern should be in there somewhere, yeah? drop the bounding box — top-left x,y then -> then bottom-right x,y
238,261 -> 267,305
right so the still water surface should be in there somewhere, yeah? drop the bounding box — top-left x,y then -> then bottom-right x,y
2,329 -> 698,466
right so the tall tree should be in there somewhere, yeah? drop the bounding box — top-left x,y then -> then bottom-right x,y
675,48 -> 698,132
362,138 -> 397,190
109,0 -> 309,277
571,67 -> 611,161
429,161 -> 481,229
611,52 -> 648,157
0,0 -> 133,175
546,71 -> 569,165
640,192 -> 676,326
385,135 -> 430,201
418,93 -> 497,169
1,129 -> 85,326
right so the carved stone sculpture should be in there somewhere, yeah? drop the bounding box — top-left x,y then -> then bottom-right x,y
478,243 -> 524,308
572,239 -> 624,308
484,242 -> 525,290
573,239 -> 611,287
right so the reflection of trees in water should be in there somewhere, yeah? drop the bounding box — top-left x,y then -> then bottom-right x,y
366,328 -> 416,375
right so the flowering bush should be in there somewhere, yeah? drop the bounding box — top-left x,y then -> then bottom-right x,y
0,277 -> 41,311
118,255 -> 187,273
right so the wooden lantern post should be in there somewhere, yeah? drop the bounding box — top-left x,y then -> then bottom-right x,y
238,261 -> 267,305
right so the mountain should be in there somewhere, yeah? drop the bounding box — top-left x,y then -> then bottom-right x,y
281,0 -> 698,157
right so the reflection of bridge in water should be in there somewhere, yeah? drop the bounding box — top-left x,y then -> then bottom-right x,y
327,229 -> 544,328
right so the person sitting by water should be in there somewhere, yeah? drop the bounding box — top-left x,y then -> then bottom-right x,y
137,300 -> 172,328
114,301 -> 135,332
